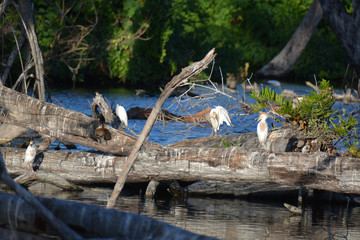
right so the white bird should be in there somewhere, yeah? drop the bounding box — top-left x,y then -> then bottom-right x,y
209,106 -> 233,135
116,104 -> 128,128
257,112 -> 269,149
25,140 -> 36,171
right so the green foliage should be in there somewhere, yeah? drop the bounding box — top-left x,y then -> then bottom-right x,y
331,109 -> 358,137
221,139 -> 232,147
250,79 -> 359,156
3,0 -> 348,87
298,80 -> 336,131
249,86 -> 292,114
344,141 -> 360,158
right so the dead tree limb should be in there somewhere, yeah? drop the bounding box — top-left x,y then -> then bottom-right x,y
256,0 -> 323,77
0,85 -> 159,154
18,0 -> 46,100
14,171 -> 83,191
0,150 -> 82,239
0,191 -> 216,239
106,48 -> 217,208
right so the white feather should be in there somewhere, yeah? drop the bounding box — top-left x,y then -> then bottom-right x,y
209,106 -> 233,134
215,106 -> 232,127
25,141 -> 36,170
116,104 -> 128,127
257,113 -> 268,148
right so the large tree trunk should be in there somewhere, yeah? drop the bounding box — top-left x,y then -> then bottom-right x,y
319,0 -> 360,77
0,192 -> 215,240
256,0 -> 323,78
3,144 -> 360,195
0,85 -> 149,155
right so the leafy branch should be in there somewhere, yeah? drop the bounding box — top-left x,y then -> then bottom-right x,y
250,79 -> 359,157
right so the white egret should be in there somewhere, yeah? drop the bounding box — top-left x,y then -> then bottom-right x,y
25,140 -> 36,171
116,104 -> 128,128
257,112 -> 269,149
209,106 -> 232,135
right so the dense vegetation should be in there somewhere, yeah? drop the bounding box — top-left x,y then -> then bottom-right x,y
2,0 -> 348,88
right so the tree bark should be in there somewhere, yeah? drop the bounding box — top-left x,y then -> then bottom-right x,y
18,0 -> 46,101
0,192 -> 215,240
256,0 -> 323,78
319,0 -> 360,76
2,144 -> 360,195
0,0 -> 48,144
0,85 -> 154,155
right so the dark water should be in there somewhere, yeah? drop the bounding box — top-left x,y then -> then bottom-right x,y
10,82 -> 360,239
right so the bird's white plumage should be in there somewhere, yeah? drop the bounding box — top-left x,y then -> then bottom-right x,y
209,106 -> 232,135
116,104 -> 128,127
257,112 -> 268,148
25,140 -> 36,171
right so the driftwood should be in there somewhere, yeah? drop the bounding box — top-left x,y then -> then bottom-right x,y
0,84 -> 164,155
3,131 -> 360,196
14,171 -> 83,191
0,191 -> 215,240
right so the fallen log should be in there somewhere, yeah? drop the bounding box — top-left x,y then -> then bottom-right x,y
14,172 -> 83,191
0,84 -> 165,155
2,144 -> 360,195
0,192 -> 215,240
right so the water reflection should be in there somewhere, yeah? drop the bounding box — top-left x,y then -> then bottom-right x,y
16,183 -> 360,239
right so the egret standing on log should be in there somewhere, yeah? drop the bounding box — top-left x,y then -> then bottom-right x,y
257,112 -> 269,149
25,140 -> 36,171
209,106 -> 233,136
116,104 -> 128,128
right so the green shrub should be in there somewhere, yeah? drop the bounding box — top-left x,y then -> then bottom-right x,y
250,79 -> 359,156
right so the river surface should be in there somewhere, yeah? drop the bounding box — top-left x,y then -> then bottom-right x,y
6,82 -> 360,239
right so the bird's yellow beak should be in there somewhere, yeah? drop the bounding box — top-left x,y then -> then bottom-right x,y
257,117 -> 261,122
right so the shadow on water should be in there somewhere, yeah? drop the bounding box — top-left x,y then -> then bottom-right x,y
4,181 -> 358,240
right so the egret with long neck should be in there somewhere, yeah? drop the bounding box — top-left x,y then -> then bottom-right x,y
257,112 -> 268,149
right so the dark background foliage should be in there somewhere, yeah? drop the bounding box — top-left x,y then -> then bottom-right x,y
1,0 -> 348,89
